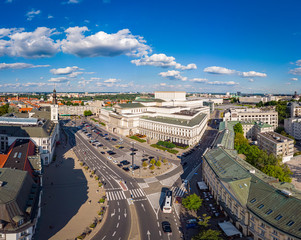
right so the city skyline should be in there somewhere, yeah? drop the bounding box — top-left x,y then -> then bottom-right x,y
1,0 -> 301,94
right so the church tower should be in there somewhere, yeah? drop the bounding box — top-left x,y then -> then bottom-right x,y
51,89 -> 59,123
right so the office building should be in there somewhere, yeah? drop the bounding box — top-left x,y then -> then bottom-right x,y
284,117 -> 301,140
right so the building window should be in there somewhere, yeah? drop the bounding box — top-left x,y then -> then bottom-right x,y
259,230 -> 265,237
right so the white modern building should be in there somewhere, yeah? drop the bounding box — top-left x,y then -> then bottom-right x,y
223,108 -> 278,129
99,91 -> 210,146
284,117 -> 301,140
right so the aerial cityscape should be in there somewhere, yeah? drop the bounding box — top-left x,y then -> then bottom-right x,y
0,1 -> 301,240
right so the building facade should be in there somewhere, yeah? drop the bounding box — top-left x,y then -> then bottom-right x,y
284,117 -> 301,140
223,108 -> 278,129
257,132 -> 294,162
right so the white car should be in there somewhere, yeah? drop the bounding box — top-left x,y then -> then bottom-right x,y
112,160 -> 118,164
107,156 -> 112,160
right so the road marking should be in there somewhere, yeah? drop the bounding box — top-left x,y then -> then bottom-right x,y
159,231 -> 162,236
117,201 -> 119,206
111,209 -> 115,217
101,236 -> 106,240
118,208 -> 120,213
141,203 -> 145,212
157,222 -> 159,227
116,222 -> 119,228
112,231 -> 116,237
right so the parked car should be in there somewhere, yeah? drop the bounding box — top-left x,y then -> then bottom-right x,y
117,163 -> 123,168
122,167 -> 130,172
133,165 -> 140,170
112,160 -> 118,164
120,160 -> 130,165
100,151 -> 105,154
107,156 -> 112,160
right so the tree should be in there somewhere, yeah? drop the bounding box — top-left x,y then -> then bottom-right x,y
163,159 -> 168,165
81,101 -> 84,106
182,193 -> 202,212
150,158 -> 156,165
198,214 -> 211,228
84,110 -> 93,116
149,165 -> 155,170
233,123 -> 243,134
155,160 -> 161,168
142,161 -> 148,168
192,229 -> 222,240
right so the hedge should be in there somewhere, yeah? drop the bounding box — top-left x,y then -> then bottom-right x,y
129,135 -> 146,143
150,144 -> 179,154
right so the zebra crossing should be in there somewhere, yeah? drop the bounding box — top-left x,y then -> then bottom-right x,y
129,188 -> 145,199
171,185 -> 187,197
106,188 -> 145,202
106,191 -> 126,201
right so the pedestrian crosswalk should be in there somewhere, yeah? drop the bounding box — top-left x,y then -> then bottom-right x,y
106,191 -> 126,201
171,185 -> 187,197
106,188 -> 145,202
129,188 -> 145,199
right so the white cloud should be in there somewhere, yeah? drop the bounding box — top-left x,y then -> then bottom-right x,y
207,81 -> 239,85
48,15 -> 54,19
289,68 -> 301,75
104,78 -> 119,83
241,71 -> 267,78
26,9 -> 41,21
0,62 -> 49,70
68,72 -> 83,78
291,77 -> 298,81
96,80 -> 133,88
91,77 -> 102,80
66,0 -> 80,3
248,78 -> 254,82
0,27 -> 60,58
160,83 -> 166,86
204,66 -> 236,75
295,60 -> 301,66
48,77 -> 68,83
61,27 -> 151,58
159,70 -> 187,81
6,0 -> 13,3
190,78 -> 208,83
131,53 -> 197,70
50,66 -> 79,75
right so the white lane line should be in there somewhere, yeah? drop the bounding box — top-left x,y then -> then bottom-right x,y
116,223 -> 119,228
118,208 -> 120,213
118,215 -> 120,220
117,201 -> 119,206
159,231 -> 162,236
157,222 -> 159,227
112,231 -> 116,237
101,236 -> 106,240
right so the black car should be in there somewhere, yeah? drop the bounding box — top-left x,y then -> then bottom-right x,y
120,160 -> 130,165
111,138 -> 117,141
100,151 -> 106,154
122,167 -> 130,172
130,148 -> 138,151
133,165 -> 140,170
107,151 -> 116,155
105,137 -> 110,141
117,163 -> 123,168
130,152 -> 136,156
162,221 -> 172,233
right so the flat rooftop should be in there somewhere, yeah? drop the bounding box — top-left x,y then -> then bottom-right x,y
258,132 -> 294,144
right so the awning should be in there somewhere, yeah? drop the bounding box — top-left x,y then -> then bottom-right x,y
197,181 -> 208,190
218,221 -> 242,237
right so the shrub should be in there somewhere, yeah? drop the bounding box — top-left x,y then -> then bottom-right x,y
163,159 -> 168,165
142,161 -> 148,168
149,165 -> 155,170
84,166 -> 89,170
98,182 -> 103,188
89,223 -> 96,229
129,135 -> 146,143
100,122 -> 106,126
98,198 -> 105,203
157,141 -> 176,149
80,162 -> 84,166
95,176 -> 99,181
150,144 -> 179,154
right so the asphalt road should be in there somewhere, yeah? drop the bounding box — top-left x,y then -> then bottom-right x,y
63,117 -> 218,240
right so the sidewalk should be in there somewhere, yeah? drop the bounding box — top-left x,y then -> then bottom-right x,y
36,131 -> 107,240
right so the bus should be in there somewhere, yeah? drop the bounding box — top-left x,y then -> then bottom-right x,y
163,190 -> 172,213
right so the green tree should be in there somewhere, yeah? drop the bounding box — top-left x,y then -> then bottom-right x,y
233,123 -> 243,134
192,229 -> 222,240
149,165 -> 155,170
150,158 -> 156,165
163,158 -> 168,165
142,161 -> 148,168
84,110 -> 93,116
81,101 -> 84,106
155,160 -> 161,168
182,193 -> 202,212
198,214 -> 211,228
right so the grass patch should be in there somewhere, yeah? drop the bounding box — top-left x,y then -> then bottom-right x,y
129,135 -> 146,143
150,144 -> 178,154
175,145 -> 189,149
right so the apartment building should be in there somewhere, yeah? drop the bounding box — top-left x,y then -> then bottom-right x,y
223,108 -> 278,129
284,117 -> 301,140
257,132 -> 294,162
289,102 -> 301,117
0,168 -> 41,240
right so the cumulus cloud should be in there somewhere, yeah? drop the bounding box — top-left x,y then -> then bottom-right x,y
0,62 -> 50,70
48,15 -> 54,19
190,78 -> 208,83
291,77 -> 298,81
289,68 -> 301,75
48,77 -> 68,83
0,27 -> 60,58
61,27 -> 151,58
96,80 -> 133,88
68,72 -> 83,78
131,53 -> 197,70
207,81 -> 239,85
204,66 -> 236,75
26,9 -> 41,21
104,78 -> 119,83
295,60 -> 301,66
50,66 -> 79,75
159,70 -> 187,81
241,71 -> 267,77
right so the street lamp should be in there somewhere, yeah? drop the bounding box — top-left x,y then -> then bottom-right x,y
130,142 -> 135,168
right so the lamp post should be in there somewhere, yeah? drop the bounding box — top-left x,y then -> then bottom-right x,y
130,142 -> 135,168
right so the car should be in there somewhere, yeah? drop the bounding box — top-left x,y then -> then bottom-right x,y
118,146 -> 124,149
122,167 -> 130,172
141,158 -> 148,162
130,148 -> 138,151
111,138 -> 117,141
117,163 -> 123,167
133,165 -> 140,170
130,152 -> 136,156
162,221 -> 172,233
120,160 -> 130,165
107,156 -> 113,160
186,219 -> 198,224
107,151 -> 116,155
105,137 -> 110,141
112,160 -> 118,164
100,151 -> 106,154
186,223 -> 197,229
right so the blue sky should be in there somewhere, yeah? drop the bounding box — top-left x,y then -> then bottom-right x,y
0,0 -> 301,94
